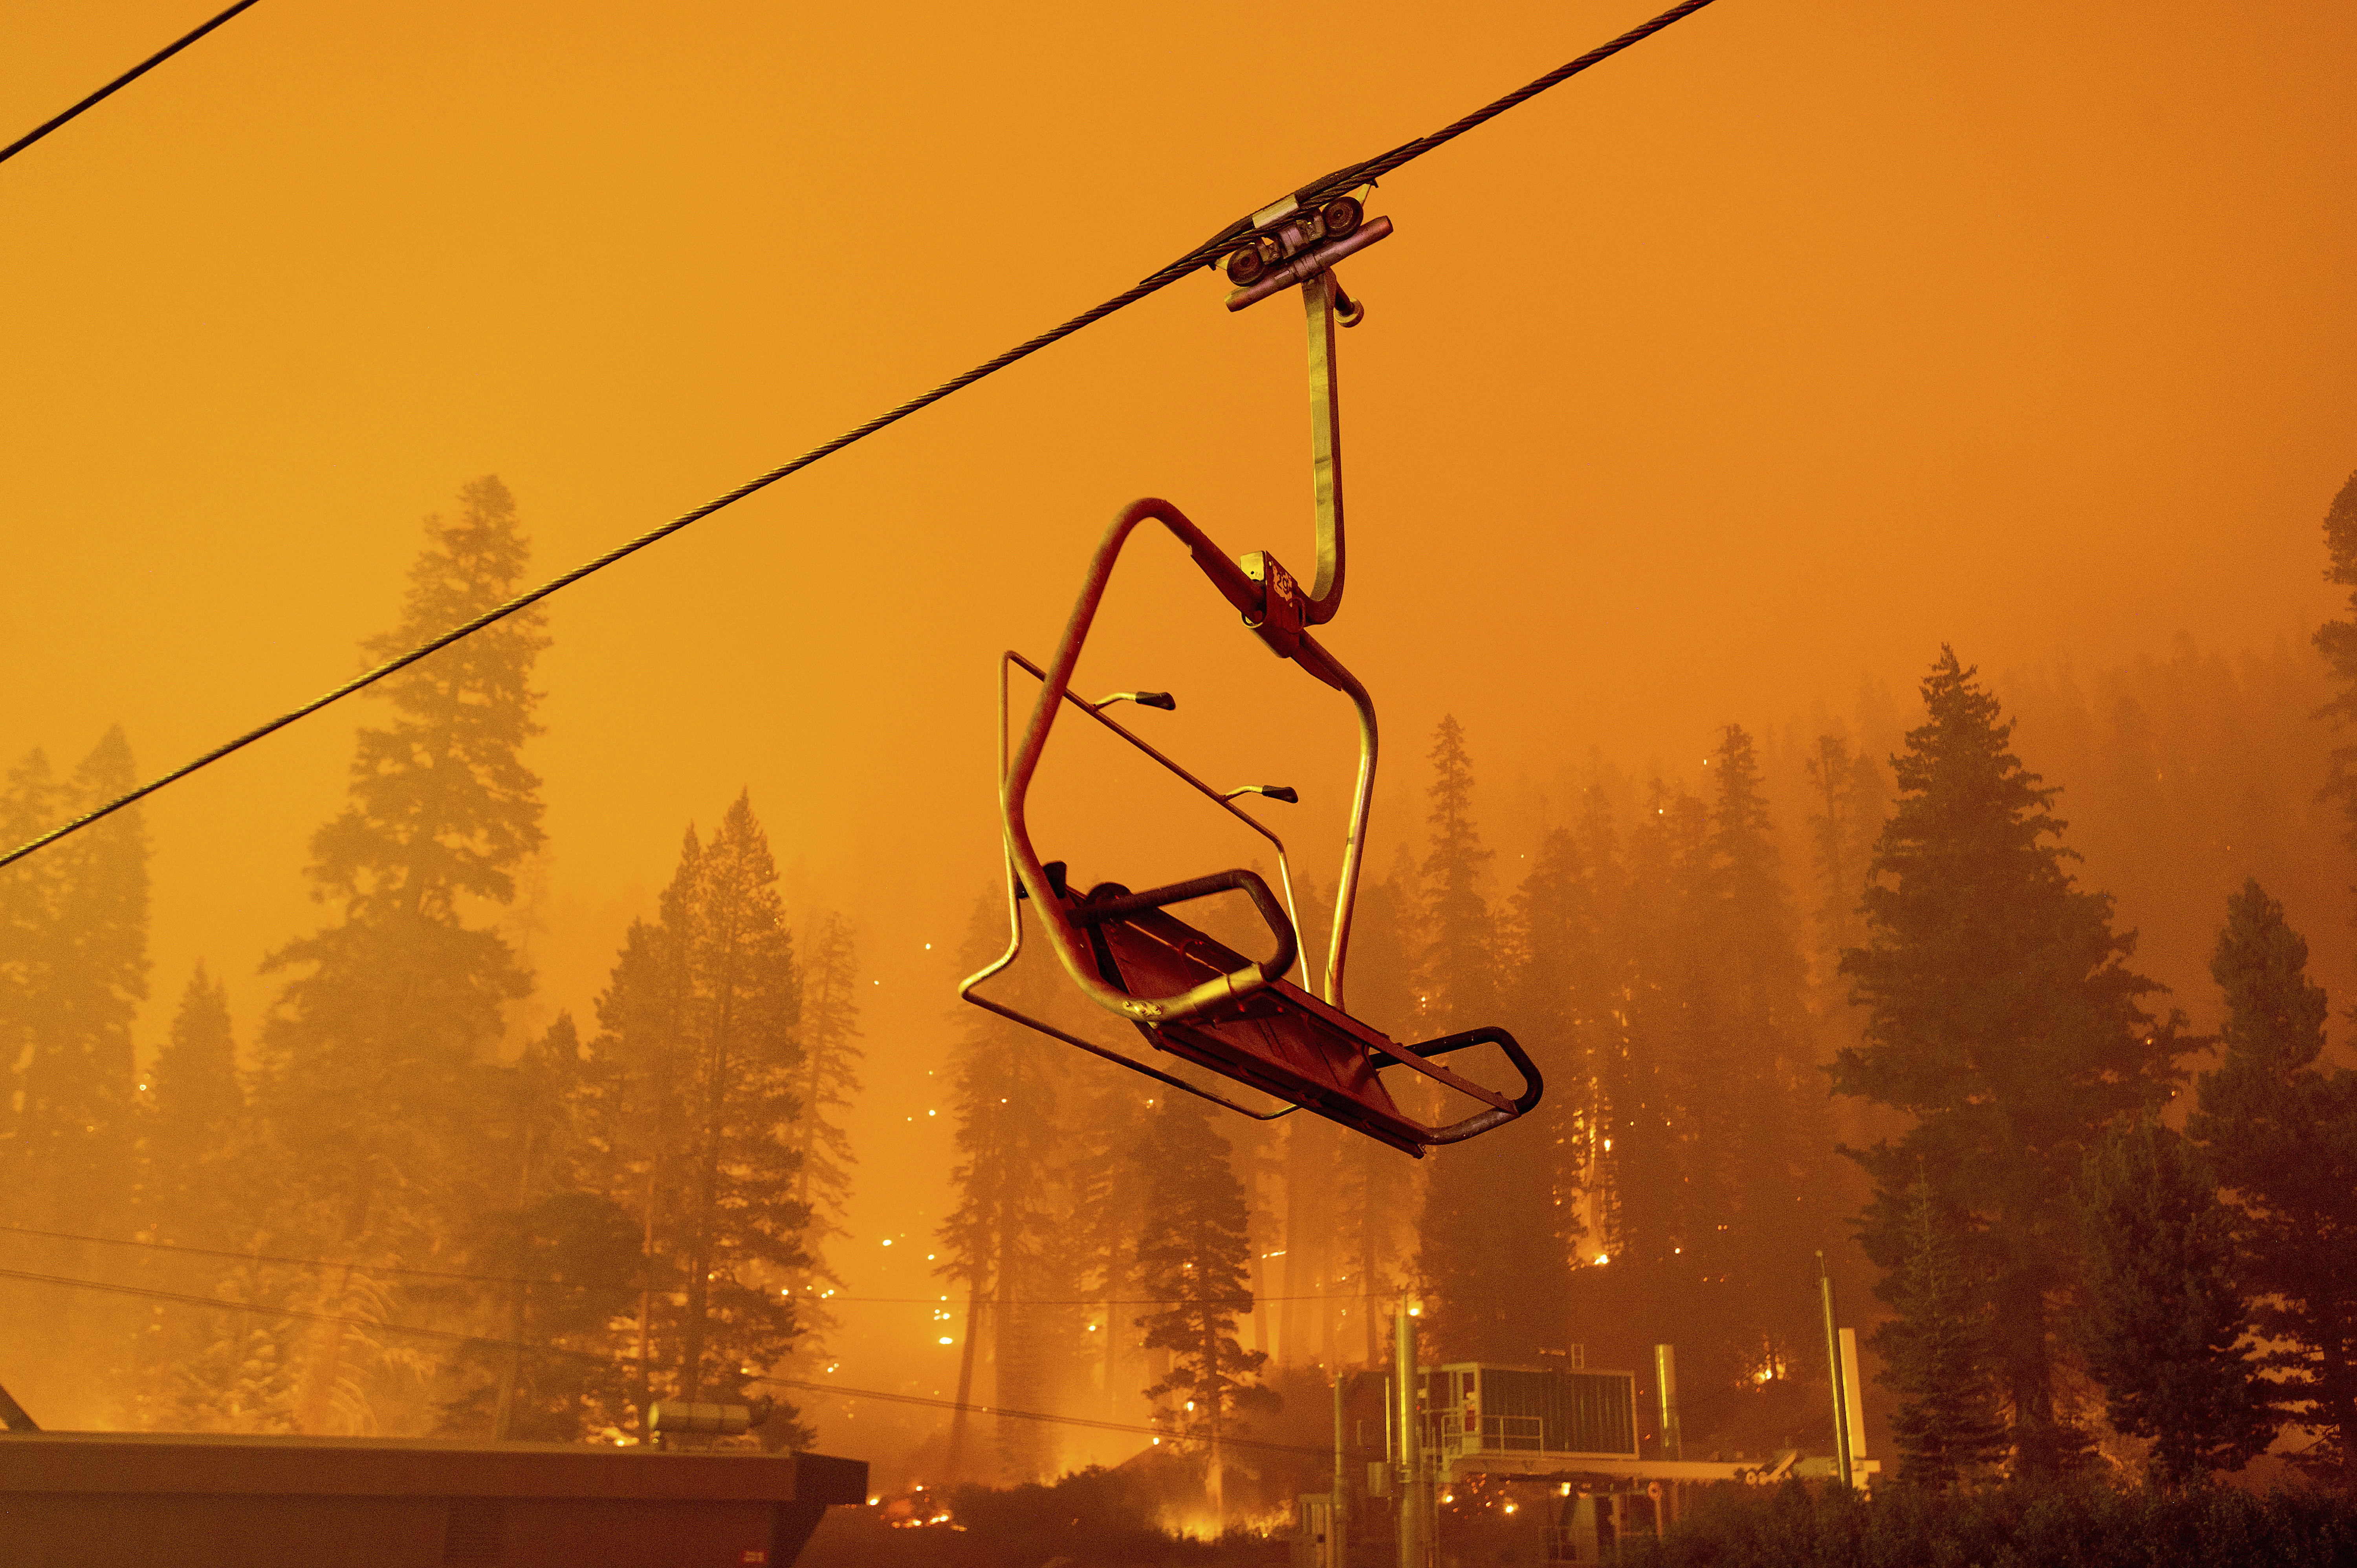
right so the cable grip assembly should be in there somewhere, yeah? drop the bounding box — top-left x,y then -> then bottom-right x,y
1214,190 -> 1392,635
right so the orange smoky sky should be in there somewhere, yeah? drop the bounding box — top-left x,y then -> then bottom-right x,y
4,0 -> 2354,1452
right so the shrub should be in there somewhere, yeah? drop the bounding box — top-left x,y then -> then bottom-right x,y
1609,1476 -> 2357,1568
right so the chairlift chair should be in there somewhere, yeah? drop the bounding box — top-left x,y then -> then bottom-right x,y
960,194 -> 1540,1156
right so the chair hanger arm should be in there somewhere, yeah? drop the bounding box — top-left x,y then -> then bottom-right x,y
1301,268 -> 1346,625
1293,630 -> 1377,1013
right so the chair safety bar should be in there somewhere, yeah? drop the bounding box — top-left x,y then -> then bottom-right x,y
1066,868 -> 1299,989
1369,1027 -> 1545,1145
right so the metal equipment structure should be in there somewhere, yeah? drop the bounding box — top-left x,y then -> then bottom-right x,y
1422,1364 -> 1642,1473
1340,1338 -> 1877,1567
960,194 -> 1541,1156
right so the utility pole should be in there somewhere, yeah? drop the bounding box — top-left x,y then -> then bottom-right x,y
1817,1252 -> 1853,1489
1329,1369 -> 1349,1568
1395,1299 -> 1424,1568
492,1279 -> 526,1440
1333,1368 -> 1347,1502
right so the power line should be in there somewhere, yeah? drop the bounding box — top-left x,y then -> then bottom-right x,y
0,1263 -> 495,1351
0,0 -> 1724,874
0,1221 -> 557,1289
0,0 -> 266,169
788,1291 -> 1322,1307
749,1372 -> 1378,1464
0,1221 -> 1434,1306
0,1262 -> 1377,1462
8,1260 -> 1788,1461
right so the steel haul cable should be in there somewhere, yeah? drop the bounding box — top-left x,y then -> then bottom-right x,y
0,0 -> 266,169
0,0 -> 1722,872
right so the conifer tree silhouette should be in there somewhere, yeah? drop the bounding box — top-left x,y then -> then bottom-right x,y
1836,648 -> 2181,1476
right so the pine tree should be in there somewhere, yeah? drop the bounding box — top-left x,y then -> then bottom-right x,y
0,730 -> 149,1428
1705,726 -> 1837,1379
1417,716 -> 1497,1026
589,881 -> 693,1435
456,1194 -> 643,1443
439,1174 -> 643,1443
1570,785 -> 1631,1265
2073,1116 -> 2273,1490
1834,649 -> 2181,1476
0,749 -> 60,1206
123,966 -> 319,1435
0,749 -> 60,1130
1334,848 -> 1420,1367
1505,825 -> 1599,1290
158,1254 -> 306,1434
143,964 -> 244,1246
1262,876 -> 1339,1371
1269,1117 -> 1334,1370
1413,717 -> 1566,1364
784,911 -> 864,1369
1802,729 -> 1886,972
432,1013 -> 643,1443
1069,1068 -> 1156,1414
1881,1175 -> 2006,1492
584,795 -> 811,1446
1135,1091 -> 1277,1532
2187,879 -> 2357,1491
0,728 -> 148,1236
2311,467 -> 2357,863
115,963 -> 249,1432
935,890 -> 1066,1484
1803,728 -> 1889,1183
1234,1113 -> 1286,1394
1611,779 -> 1708,1270
253,477 -> 548,1435
1673,757 -> 1747,1284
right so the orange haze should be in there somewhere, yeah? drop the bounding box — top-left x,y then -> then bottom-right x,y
4,0 -> 2354,1461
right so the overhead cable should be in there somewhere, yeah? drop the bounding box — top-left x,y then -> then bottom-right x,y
0,0 -> 1722,873
1,1262 -> 1375,1460
748,1372 -> 1378,1462
0,1220 -> 563,1289
0,1263 -> 497,1351
0,0 -> 266,169
0,1220 -> 1449,1306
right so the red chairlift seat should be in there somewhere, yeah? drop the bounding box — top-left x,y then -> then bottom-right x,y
1064,871 -> 1539,1158
964,607 -> 1542,1158
959,197 -> 1541,1154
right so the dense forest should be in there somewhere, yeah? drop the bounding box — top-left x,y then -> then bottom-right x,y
6,470 -> 2357,1527
0,480 -> 862,1448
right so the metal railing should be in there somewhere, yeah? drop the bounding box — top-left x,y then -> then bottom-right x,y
1436,1412 -> 1543,1454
